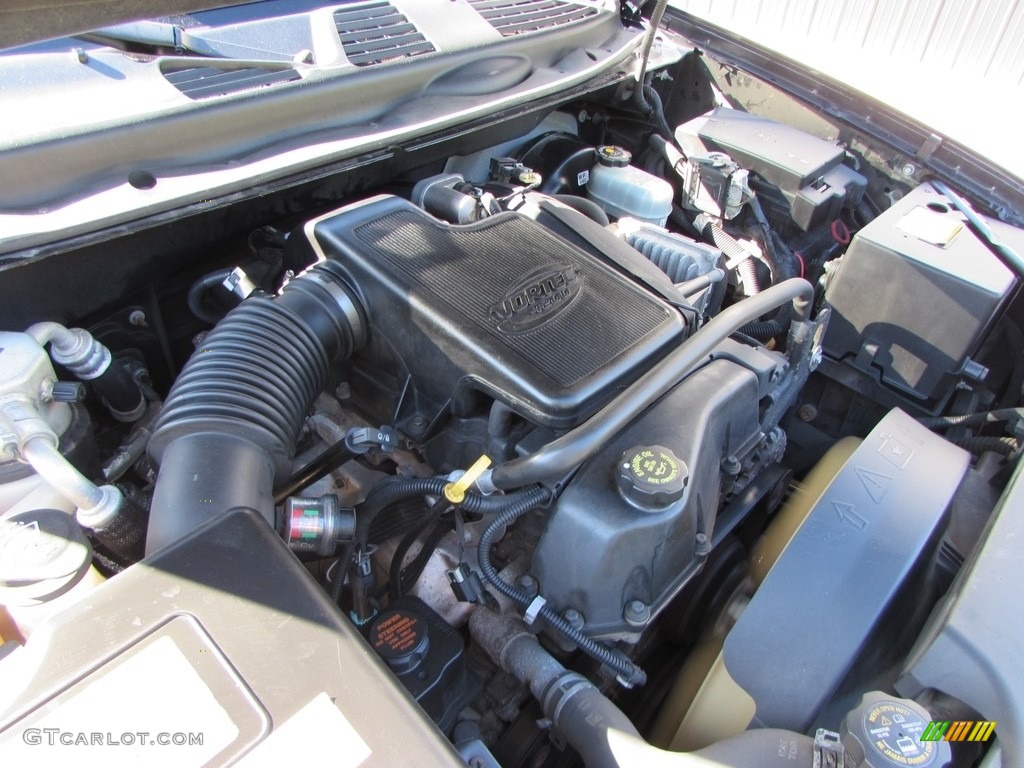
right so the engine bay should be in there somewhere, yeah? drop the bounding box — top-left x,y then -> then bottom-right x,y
1,30 -> 1022,768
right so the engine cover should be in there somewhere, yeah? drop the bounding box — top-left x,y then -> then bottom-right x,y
304,195 -> 686,429
532,356 -> 766,638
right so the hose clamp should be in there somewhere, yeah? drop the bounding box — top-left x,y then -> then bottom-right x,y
523,595 -> 546,626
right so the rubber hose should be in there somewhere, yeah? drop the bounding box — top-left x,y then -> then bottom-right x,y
551,194 -> 610,226
103,402 -> 160,481
470,608 -> 813,768
187,268 -> 234,325
88,495 -> 148,564
147,264 -> 365,555
953,435 -> 1018,456
919,408 -> 1024,429
90,362 -> 147,422
488,278 -> 814,489
632,0 -> 670,111
27,322 -> 145,422
475,487 -> 647,686
642,83 -> 674,141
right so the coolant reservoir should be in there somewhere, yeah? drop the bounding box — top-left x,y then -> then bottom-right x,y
0,508 -> 104,642
586,145 -> 674,225
0,331 -> 76,518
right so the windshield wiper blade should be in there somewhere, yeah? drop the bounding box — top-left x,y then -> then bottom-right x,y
79,20 -> 299,64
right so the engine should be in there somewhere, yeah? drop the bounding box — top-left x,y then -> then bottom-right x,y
0,88 -> 1018,768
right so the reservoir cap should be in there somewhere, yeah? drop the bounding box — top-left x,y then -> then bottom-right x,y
617,445 -> 687,510
841,692 -> 951,768
369,607 -> 430,675
0,508 -> 92,606
596,145 -> 632,168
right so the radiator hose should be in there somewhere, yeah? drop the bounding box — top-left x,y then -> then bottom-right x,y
146,264 -> 365,555
470,608 -> 815,768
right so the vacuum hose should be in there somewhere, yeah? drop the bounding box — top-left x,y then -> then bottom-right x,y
146,264 -> 365,555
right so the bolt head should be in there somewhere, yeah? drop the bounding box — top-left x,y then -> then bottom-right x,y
623,599 -> 650,627
563,608 -> 583,627
516,574 -> 539,597
797,404 -> 818,422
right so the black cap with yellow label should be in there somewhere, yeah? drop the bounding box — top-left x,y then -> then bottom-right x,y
841,692 -> 951,768
617,445 -> 688,511
595,145 -> 632,168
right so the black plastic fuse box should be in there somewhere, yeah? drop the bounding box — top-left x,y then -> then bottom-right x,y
676,107 -> 866,230
824,183 -> 1019,406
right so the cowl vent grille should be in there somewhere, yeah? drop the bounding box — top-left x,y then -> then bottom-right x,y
162,66 -> 300,99
334,3 -> 435,66
468,0 -> 599,37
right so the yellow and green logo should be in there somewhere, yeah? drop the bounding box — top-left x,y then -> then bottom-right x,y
920,721 -> 996,742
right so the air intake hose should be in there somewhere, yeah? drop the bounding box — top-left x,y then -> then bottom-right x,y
146,264 -> 365,555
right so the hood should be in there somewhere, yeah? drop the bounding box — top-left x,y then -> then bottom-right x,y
667,1 -> 1024,182
0,0 -> 224,50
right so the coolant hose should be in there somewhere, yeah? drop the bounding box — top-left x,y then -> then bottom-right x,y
487,278 -> 814,490
146,264 -> 365,555
469,608 -> 815,768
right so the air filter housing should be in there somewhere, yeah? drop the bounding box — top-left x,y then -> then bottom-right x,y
304,195 -> 686,428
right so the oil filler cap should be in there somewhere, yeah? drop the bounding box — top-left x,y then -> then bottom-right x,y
368,606 -> 430,675
840,692 -> 951,768
617,445 -> 687,510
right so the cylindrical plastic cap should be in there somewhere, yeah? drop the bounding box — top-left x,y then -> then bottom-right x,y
841,692 -> 951,768
0,509 -> 92,607
595,145 -> 632,168
617,445 -> 688,510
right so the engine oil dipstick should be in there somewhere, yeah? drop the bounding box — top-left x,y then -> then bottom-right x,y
443,456 -> 492,505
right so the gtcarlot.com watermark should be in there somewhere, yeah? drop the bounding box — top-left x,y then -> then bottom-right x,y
22,729 -> 204,747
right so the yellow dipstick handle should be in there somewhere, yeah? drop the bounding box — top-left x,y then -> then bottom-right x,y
443,455 -> 492,504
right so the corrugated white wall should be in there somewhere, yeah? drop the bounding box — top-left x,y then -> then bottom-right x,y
668,0 -> 1024,177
